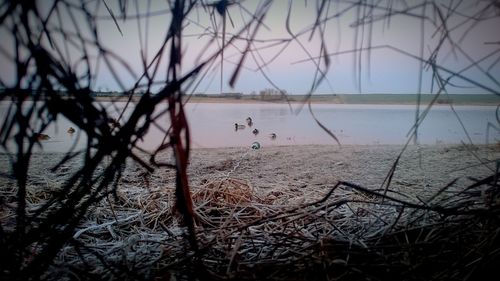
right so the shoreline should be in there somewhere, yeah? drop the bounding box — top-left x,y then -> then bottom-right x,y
6,143 -> 498,190
2,143 -> 499,280
88,94 -> 500,106
3,143 -> 497,229
4,94 -> 498,106
11,143 -> 500,155
3,143 -> 498,203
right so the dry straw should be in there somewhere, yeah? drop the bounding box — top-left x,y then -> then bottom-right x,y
4,146 -> 492,281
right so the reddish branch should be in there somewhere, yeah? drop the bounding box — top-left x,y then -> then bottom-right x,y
169,95 -> 198,251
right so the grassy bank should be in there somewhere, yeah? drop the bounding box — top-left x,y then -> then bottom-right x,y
187,93 -> 500,105
91,93 -> 500,105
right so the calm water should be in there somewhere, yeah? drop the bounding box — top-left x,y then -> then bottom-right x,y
1,102 -> 499,152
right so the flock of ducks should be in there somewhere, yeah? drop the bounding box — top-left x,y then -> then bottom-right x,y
235,117 -> 277,140
34,126 -> 76,141
37,117 -> 277,144
35,116 -> 119,141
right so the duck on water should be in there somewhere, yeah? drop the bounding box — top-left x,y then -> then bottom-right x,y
235,123 -> 246,131
34,133 -> 50,140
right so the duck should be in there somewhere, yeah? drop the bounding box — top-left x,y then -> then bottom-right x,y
252,128 -> 259,136
269,133 -> 277,140
251,141 -> 261,149
234,123 -> 246,131
35,133 -> 50,141
67,127 -> 75,134
246,117 -> 253,127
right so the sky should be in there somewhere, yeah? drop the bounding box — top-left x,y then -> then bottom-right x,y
0,0 -> 499,95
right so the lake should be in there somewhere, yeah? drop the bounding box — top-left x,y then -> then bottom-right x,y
1,102 -> 499,152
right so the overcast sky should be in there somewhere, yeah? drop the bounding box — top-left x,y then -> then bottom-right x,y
1,0 -> 499,95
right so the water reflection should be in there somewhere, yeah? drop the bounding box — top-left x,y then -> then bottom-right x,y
259,106 -> 288,120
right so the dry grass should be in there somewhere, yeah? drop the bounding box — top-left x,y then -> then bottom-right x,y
3,145 -> 497,281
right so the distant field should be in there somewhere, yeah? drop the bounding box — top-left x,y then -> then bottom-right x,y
328,94 -> 500,105
89,93 -> 500,105
184,94 -> 500,105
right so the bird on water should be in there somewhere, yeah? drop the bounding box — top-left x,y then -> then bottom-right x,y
35,133 -> 50,140
235,123 -> 246,131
